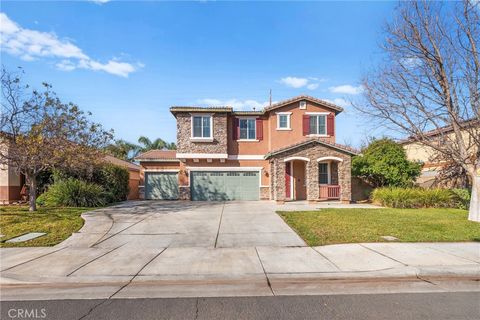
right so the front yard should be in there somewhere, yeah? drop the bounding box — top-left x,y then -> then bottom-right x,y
278,208 -> 480,246
0,206 -> 90,247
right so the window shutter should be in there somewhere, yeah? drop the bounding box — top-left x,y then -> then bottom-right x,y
302,115 -> 310,136
256,118 -> 263,140
327,113 -> 335,136
233,118 -> 239,140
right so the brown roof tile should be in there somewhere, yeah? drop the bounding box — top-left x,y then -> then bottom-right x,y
399,118 -> 480,144
170,106 -> 233,114
134,149 -> 178,161
265,138 -> 358,159
264,95 -> 344,114
104,155 -> 141,171
169,95 -> 344,115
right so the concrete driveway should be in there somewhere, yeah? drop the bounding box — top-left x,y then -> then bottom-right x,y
60,201 -> 307,249
2,201 -> 478,301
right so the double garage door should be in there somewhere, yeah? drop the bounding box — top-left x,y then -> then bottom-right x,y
145,171 -> 260,201
191,171 -> 260,201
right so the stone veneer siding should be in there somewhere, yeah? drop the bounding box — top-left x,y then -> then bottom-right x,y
271,143 -> 352,202
176,113 -> 228,154
260,186 -> 270,200
178,186 -> 190,200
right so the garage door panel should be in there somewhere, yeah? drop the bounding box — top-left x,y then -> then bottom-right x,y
191,171 -> 259,201
192,172 -> 227,201
145,172 -> 179,200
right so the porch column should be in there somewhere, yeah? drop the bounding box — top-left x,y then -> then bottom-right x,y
338,157 -> 352,203
274,159 -> 286,202
306,160 -> 319,201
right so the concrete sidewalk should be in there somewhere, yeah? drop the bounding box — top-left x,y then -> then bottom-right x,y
1,242 -> 479,301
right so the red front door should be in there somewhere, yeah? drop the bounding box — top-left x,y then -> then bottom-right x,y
285,163 -> 291,199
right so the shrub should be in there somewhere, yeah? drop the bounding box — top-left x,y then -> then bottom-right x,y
46,163 -> 130,204
450,188 -> 471,210
352,138 -> 422,187
371,187 -> 455,208
95,164 -> 129,203
37,178 -> 107,207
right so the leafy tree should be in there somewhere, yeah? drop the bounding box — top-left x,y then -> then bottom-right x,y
137,136 -> 176,152
0,68 -> 113,211
353,1 -> 479,220
105,139 -> 140,161
352,139 -> 422,188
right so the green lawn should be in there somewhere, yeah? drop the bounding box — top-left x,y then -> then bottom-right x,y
278,208 -> 480,246
0,206 -> 91,247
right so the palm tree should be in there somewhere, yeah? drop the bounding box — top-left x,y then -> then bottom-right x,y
105,139 -> 140,161
137,136 -> 176,152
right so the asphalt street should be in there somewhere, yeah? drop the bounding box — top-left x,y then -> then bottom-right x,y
1,292 -> 479,320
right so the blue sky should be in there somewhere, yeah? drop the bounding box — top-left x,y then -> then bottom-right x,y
1,1 -> 396,147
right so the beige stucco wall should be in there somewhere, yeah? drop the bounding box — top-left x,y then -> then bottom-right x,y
403,128 -> 479,164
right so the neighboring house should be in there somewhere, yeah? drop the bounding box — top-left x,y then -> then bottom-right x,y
0,154 -> 141,203
136,95 -> 358,203
400,119 -> 479,187
103,155 -> 141,200
0,161 -> 24,204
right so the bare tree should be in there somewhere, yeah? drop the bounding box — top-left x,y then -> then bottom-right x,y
0,68 -> 113,211
355,1 -> 479,220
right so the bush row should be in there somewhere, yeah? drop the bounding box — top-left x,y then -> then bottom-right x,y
37,164 -> 129,207
371,187 -> 470,209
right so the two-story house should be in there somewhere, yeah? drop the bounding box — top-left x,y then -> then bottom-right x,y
136,95 -> 358,203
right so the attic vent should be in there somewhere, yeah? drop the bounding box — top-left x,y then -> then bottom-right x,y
299,101 -> 307,109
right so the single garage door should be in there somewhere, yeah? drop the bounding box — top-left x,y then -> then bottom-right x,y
145,172 -> 179,200
191,171 -> 259,201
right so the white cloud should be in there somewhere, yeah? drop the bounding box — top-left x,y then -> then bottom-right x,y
328,84 -> 363,95
279,77 -> 309,88
279,76 -> 322,90
89,0 -> 111,4
0,12 -> 140,77
324,98 -> 350,108
197,98 -> 275,111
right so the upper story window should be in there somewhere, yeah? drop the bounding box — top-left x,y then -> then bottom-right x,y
192,115 -> 212,138
276,112 -> 292,130
239,118 -> 256,140
309,114 -> 326,135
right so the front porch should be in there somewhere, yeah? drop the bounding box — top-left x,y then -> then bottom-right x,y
284,157 -> 342,201
266,139 -> 357,203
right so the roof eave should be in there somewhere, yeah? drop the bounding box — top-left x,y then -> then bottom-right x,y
265,140 -> 358,159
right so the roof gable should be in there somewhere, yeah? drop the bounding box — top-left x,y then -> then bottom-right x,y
265,139 -> 358,159
264,95 -> 344,114
169,95 -> 343,115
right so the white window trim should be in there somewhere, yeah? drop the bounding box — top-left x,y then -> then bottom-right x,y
276,112 -> 292,130
191,114 -> 213,140
318,161 -> 331,185
238,117 -> 257,140
307,113 -> 328,136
